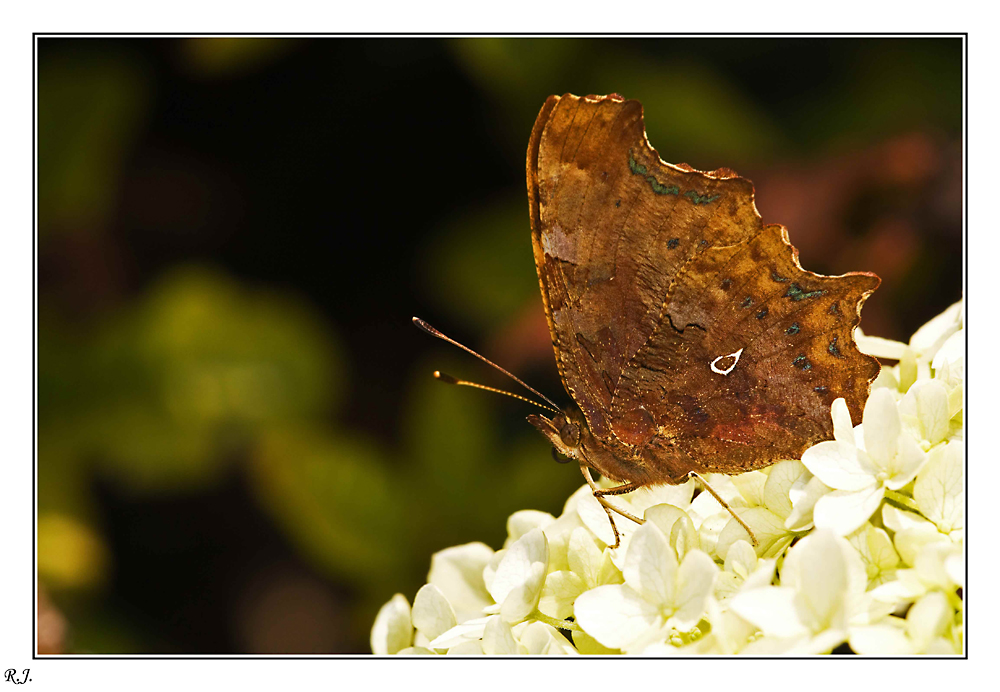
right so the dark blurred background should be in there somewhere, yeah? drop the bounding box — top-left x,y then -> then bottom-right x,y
37,37 -> 963,654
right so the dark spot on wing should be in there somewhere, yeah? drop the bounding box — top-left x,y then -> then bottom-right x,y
756,308 -> 768,319
785,323 -> 800,335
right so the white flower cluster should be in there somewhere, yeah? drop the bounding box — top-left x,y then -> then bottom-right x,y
372,302 -> 964,655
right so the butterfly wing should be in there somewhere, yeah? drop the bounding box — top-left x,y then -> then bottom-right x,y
611,223 -> 879,480
527,93 -> 879,484
528,94 -> 761,439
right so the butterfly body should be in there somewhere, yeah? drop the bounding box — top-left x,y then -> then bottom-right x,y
526,93 -> 880,497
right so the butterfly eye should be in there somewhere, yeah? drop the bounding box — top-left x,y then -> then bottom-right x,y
551,447 -> 573,464
559,422 -> 581,448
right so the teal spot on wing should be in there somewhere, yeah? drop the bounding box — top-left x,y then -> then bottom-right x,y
648,177 -> 680,195
684,190 -> 721,205
785,283 -> 826,301
628,149 -> 719,205
785,322 -> 800,335
792,354 -> 812,370
628,149 -> 648,176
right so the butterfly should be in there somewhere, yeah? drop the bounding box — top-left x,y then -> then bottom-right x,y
418,93 -> 879,548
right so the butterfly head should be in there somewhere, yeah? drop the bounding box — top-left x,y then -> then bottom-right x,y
526,410 -> 587,461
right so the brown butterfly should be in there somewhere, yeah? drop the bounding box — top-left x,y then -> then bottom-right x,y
417,93 -> 879,548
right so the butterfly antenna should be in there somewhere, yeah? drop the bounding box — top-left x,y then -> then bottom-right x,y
412,317 -> 562,412
432,371 -> 560,414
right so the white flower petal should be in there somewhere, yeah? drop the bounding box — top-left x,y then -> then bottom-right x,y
446,640 -> 484,655
906,591 -> 951,651
869,568 -> 927,605
505,509 -> 555,546
716,507 -> 793,559
643,504 -> 689,541
762,460 -> 807,518
849,623 -> 912,655
724,540 -> 758,579
914,441 -> 964,533
575,584 -> 663,650
542,498 -> 587,572
863,388 -> 901,464
740,633 -> 810,655
427,542 -> 495,623
370,593 -> 413,654
830,398 -> 857,446
913,380 -> 951,446
671,550 -> 718,630
499,561 -> 547,623
885,431 -> 928,489
538,570 -> 586,620
846,523 -> 899,587
645,504 -> 698,558
743,558 -> 778,592
785,474 -> 832,531
909,300 -> 962,357
795,629 -> 849,655
567,527 -> 611,587
576,490 -> 620,547
855,329 -> 910,360
813,485 -> 885,536
427,616 -> 490,650
932,328 -> 964,372
573,630 -> 620,655
623,521 -> 676,605
688,475 -> 741,523
627,479 -> 696,514
396,646 -> 436,655
785,531 -> 847,632
695,511 -> 731,558
488,528 -> 548,606
730,586 -> 809,638
881,504 -> 935,534
482,615 -> 519,655
411,584 -> 457,642
913,541 -> 959,590
801,440 -> 875,492
731,471 -> 768,507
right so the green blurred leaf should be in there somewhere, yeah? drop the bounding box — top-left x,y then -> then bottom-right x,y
38,52 -> 148,236
421,195 -> 539,329
800,42 -> 963,149
592,56 -> 786,166
178,38 -> 301,78
40,265 -> 344,492
250,426 -> 406,588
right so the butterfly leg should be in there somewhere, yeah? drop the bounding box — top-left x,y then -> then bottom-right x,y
688,471 -> 759,547
592,482 -> 640,498
579,465 -> 644,549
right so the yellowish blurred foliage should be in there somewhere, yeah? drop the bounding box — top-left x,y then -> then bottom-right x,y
38,514 -> 110,591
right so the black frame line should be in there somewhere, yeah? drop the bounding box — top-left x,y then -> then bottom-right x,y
31,30 -> 969,661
